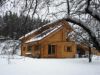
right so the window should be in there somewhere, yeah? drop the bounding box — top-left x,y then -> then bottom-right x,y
67,47 -> 72,52
48,45 -> 56,55
65,46 -> 72,52
28,46 -> 32,51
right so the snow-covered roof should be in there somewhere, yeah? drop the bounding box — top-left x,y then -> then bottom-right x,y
19,19 -> 65,40
25,25 -> 62,43
19,27 -> 41,40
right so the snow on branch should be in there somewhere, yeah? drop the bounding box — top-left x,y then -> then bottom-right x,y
85,7 -> 100,21
85,0 -> 100,21
64,16 -> 100,50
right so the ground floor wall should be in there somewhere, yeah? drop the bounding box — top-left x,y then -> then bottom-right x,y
40,42 -> 76,58
21,41 -> 77,58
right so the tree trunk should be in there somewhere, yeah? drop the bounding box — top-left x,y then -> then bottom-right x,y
89,47 -> 92,63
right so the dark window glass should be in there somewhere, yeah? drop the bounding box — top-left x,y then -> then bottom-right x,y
48,45 -> 56,54
67,47 -> 72,52
65,46 -> 72,52
48,45 -> 52,54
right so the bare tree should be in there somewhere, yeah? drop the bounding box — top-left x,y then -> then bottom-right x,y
40,0 -> 100,51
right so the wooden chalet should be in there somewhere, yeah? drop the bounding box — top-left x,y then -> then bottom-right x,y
19,19 -> 77,58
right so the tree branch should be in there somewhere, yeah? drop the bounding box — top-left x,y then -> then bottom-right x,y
66,0 -> 70,15
64,17 -> 100,50
85,0 -> 100,21
85,8 -> 100,21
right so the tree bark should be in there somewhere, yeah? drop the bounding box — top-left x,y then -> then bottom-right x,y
89,46 -> 92,63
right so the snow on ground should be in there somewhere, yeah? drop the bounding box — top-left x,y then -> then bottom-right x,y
0,55 -> 100,75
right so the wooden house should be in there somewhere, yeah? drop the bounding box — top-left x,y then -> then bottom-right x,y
19,19 -> 77,58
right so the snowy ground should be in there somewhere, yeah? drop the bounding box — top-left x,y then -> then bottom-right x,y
0,55 -> 100,75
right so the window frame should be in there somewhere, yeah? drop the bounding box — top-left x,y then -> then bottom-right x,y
65,46 -> 72,52
48,44 -> 56,55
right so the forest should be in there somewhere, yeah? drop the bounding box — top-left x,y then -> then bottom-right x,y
0,11 -> 49,39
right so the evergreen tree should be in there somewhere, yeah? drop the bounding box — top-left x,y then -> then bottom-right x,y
0,11 -> 49,39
